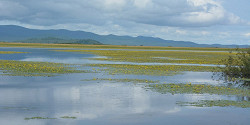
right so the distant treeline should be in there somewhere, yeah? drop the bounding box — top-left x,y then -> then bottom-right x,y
13,37 -> 103,45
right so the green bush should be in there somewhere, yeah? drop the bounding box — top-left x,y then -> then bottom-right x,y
219,48 -> 250,86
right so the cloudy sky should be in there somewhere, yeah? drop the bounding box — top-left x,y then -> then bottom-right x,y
0,0 -> 249,45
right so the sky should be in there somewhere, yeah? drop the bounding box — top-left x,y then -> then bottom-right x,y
0,0 -> 249,45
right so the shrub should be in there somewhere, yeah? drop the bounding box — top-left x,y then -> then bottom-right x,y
218,48 -> 250,86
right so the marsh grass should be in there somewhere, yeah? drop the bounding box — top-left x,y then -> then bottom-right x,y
0,42 -> 241,51
56,49 -> 235,65
177,100 -> 250,108
0,60 -> 86,76
0,51 -> 27,54
146,83 -> 250,96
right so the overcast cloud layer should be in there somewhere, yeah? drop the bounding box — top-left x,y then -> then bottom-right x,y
0,0 -> 249,45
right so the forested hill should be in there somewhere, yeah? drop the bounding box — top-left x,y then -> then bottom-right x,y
13,37 -> 102,45
0,25 -> 249,48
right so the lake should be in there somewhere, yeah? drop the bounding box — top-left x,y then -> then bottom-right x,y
0,47 -> 249,125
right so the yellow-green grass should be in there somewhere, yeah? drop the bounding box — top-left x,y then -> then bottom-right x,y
176,100 -> 250,108
0,42 -> 244,51
56,49 -> 235,65
0,51 -> 27,54
0,60 -> 86,76
146,83 -> 250,96
82,78 -> 159,83
89,64 -> 219,76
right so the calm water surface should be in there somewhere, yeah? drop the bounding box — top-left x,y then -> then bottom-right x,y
0,47 -> 249,125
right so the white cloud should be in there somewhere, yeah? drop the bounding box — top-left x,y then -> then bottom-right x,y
244,33 -> 250,37
104,0 -> 126,5
176,30 -> 187,35
187,0 -> 219,6
201,31 -> 210,35
219,32 -> 230,37
0,0 -> 249,45
0,0 -> 245,27
133,0 -> 152,8
104,0 -> 126,10
0,1 -> 28,18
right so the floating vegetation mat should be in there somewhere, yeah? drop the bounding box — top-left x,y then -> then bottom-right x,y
56,49 -> 235,65
146,83 -> 250,96
0,60 -> 87,76
82,78 -> 159,83
0,42 -> 240,51
177,100 -> 250,108
89,64 -> 219,76
0,51 -> 27,54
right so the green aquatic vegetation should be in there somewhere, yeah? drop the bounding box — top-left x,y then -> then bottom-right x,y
146,83 -> 250,96
0,42 -> 241,51
24,117 -> 57,120
1,73 -> 56,77
57,49 -> 235,65
82,78 -> 159,83
0,60 -> 86,76
176,100 -> 250,108
0,51 -> 27,54
60,116 -> 77,119
89,64 -> 219,76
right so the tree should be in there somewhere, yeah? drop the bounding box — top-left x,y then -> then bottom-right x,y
217,48 -> 250,86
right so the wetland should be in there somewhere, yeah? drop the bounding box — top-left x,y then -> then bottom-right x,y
0,43 -> 249,125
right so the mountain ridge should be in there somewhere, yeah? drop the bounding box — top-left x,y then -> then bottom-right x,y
0,25 -> 249,48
